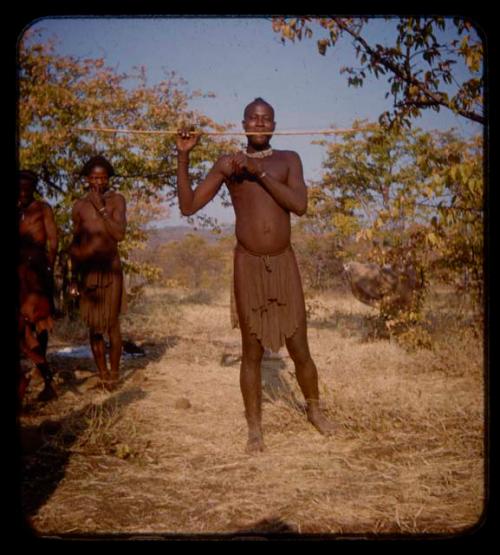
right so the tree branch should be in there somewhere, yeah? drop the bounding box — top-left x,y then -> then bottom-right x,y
335,19 -> 485,125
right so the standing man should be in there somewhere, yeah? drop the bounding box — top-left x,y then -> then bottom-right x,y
176,98 -> 334,453
69,156 -> 127,391
18,170 -> 58,402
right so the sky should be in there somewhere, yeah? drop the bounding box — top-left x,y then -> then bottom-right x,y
23,16 -> 483,226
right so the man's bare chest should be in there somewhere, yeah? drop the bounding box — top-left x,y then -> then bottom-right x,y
228,158 -> 289,190
80,198 -> 114,221
19,204 -> 44,232
81,204 -> 102,222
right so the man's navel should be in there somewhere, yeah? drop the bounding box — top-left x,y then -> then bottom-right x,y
262,223 -> 273,235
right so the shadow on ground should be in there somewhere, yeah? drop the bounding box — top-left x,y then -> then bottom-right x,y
261,355 -> 305,413
19,387 -> 147,518
18,336 -> 178,520
231,516 -> 299,537
219,346 -> 306,413
37,336 -> 180,401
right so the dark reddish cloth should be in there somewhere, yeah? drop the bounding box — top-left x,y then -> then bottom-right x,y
18,244 -> 54,367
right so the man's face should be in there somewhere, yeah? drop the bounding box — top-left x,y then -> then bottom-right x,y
18,178 -> 36,207
87,166 -> 110,194
242,103 -> 276,148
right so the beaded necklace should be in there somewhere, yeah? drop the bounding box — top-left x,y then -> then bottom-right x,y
243,147 -> 273,159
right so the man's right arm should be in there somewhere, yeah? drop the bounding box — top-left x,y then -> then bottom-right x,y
177,152 -> 231,217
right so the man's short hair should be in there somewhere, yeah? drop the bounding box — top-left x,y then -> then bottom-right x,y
243,97 -> 275,119
80,155 -> 115,177
19,169 -> 39,186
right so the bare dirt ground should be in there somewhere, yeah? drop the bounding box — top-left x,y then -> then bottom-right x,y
18,286 -> 485,538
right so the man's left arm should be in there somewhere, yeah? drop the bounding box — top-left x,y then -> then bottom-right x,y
90,192 -> 127,241
42,203 -> 58,269
238,152 -> 307,216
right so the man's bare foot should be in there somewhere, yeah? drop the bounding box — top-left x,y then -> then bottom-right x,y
103,379 -> 119,392
307,404 -> 336,436
36,383 -> 57,402
246,430 -> 266,454
97,369 -> 115,391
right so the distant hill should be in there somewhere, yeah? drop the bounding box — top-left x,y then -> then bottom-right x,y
146,224 -> 235,249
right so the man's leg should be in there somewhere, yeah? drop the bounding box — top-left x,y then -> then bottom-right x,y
107,320 -> 122,390
89,328 -> 109,385
234,248 -> 266,453
240,327 -> 265,453
285,320 -> 335,436
19,371 -> 31,404
35,330 -> 57,401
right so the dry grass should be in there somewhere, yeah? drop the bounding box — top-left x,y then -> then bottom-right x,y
19,285 -> 485,538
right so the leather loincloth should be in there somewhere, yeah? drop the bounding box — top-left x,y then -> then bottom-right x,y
79,256 -> 127,333
231,242 -> 305,352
